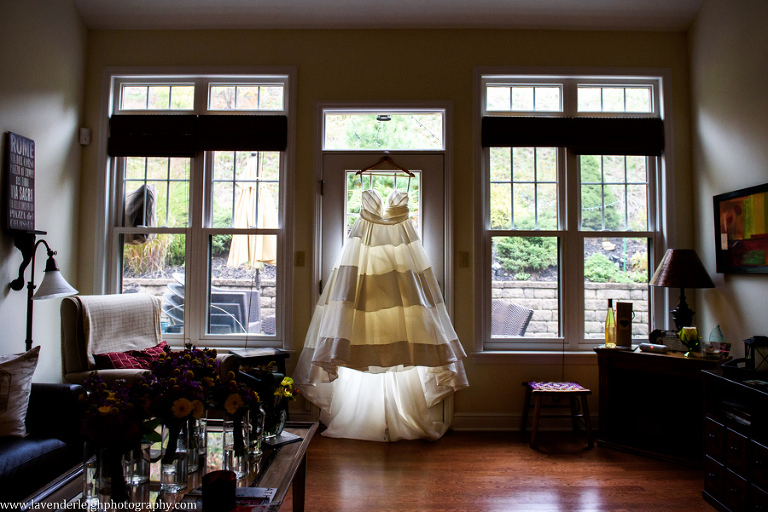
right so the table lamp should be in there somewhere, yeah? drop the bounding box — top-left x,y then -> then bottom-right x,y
649,248 -> 714,331
10,231 -> 78,351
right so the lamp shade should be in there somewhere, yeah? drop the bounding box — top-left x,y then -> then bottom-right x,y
32,255 -> 78,300
649,249 -> 715,289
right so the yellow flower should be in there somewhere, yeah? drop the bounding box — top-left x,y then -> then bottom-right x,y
224,393 -> 244,415
280,377 -> 293,387
203,377 -> 215,388
191,400 -> 204,419
184,370 -> 195,379
172,398 -> 194,418
98,405 -> 113,415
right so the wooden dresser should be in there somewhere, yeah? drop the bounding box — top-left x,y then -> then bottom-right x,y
594,347 -> 725,465
702,371 -> 768,512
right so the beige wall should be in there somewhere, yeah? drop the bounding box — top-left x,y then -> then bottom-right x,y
690,0 -> 768,361
0,1 -> 85,381
78,29 -> 692,427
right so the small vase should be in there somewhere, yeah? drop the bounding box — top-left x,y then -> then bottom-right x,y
249,404 -> 266,457
263,406 -> 287,439
83,445 -> 129,504
189,416 -> 207,473
123,442 -> 151,485
223,411 -> 250,479
160,421 -> 189,492
82,448 -> 100,510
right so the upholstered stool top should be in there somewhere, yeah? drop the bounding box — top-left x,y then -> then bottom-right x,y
526,381 -> 590,392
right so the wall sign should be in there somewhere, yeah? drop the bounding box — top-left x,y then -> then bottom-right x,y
5,132 -> 35,231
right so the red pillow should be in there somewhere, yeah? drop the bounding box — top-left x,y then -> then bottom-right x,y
94,351 -> 150,370
137,340 -> 167,360
93,341 -> 168,370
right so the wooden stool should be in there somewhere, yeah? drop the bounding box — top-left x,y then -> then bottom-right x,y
521,381 -> 593,449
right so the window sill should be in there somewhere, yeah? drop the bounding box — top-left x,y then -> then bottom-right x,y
472,350 -> 598,365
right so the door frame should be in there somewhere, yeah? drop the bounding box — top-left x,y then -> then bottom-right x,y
312,102 -> 455,318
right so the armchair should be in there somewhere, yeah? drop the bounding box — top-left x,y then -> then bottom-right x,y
61,294 -> 236,384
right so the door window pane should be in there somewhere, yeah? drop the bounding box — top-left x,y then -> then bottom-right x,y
491,236 -> 559,338
345,171 -> 421,237
324,113 -> 444,150
584,237 -> 650,340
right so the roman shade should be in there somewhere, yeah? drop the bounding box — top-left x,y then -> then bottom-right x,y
481,116 -> 664,156
108,114 -> 288,156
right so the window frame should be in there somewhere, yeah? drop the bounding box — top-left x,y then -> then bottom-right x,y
97,69 -> 296,351
475,69 -> 671,358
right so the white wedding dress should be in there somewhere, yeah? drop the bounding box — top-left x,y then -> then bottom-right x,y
293,188 -> 468,441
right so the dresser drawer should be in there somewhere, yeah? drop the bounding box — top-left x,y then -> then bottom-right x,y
706,455 -> 725,500
728,428 -> 750,476
726,469 -> 748,512
751,440 -> 768,490
705,416 -> 726,461
750,483 -> 768,512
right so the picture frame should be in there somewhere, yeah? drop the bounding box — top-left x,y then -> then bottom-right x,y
713,182 -> 768,274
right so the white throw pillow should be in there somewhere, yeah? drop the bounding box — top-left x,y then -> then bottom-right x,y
0,346 -> 40,437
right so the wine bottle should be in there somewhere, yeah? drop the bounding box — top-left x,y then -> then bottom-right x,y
604,299 -> 616,348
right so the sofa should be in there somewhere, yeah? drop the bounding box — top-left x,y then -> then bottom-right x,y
0,383 -> 83,503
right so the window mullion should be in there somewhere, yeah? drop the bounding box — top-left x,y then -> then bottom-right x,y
563,148 -> 583,349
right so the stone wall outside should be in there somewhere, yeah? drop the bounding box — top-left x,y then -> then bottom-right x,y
492,281 -> 649,338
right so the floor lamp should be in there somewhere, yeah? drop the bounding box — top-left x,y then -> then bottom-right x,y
10,231 -> 78,352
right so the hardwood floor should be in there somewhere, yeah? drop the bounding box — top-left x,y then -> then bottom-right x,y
283,430 -> 712,512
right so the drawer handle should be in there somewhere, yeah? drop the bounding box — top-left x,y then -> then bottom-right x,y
729,487 -> 741,495
730,446 -> 740,452
707,472 -> 716,478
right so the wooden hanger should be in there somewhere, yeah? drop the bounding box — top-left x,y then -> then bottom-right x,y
355,156 -> 415,177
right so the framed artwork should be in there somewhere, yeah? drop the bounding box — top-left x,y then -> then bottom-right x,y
714,182 -> 768,274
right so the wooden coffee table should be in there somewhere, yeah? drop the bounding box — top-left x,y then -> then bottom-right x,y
22,421 -> 318,512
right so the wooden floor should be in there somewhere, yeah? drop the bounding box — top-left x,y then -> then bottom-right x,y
282,430 -> 712,512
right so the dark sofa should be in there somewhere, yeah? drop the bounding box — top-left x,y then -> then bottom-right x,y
0,383 -> 83,503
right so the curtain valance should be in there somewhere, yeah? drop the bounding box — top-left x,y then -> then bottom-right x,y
481,116 -> 664,156
108,114 -> 288,156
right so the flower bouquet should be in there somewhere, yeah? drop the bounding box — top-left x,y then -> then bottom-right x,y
137,345 -> 220,490
79,373 -> 154,502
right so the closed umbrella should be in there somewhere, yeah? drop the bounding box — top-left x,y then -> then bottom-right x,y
227,156 -> 278,267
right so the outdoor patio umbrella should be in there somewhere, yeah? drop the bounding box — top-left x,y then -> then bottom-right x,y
227,155 -> 278,267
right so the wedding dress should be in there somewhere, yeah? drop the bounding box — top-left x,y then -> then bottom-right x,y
293,188 -> 468,441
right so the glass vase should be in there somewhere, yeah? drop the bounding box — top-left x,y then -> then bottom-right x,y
123,441 -> 151,485
249,404 -> 266,457
160,421 -> 189,492
263,406 -> 287,439
82,446 -> 129,504
223,411 -> 250,479
189,416 -> 207,473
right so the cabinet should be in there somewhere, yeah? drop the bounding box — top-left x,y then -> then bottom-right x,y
702,371 -> 768,512
594,348 -> 725,465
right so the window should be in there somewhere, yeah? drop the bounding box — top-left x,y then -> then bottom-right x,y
478,74 -> 665,352
104,72 -> 293,349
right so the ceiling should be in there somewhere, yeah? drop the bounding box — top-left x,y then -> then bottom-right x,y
73,0 -> 704,31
